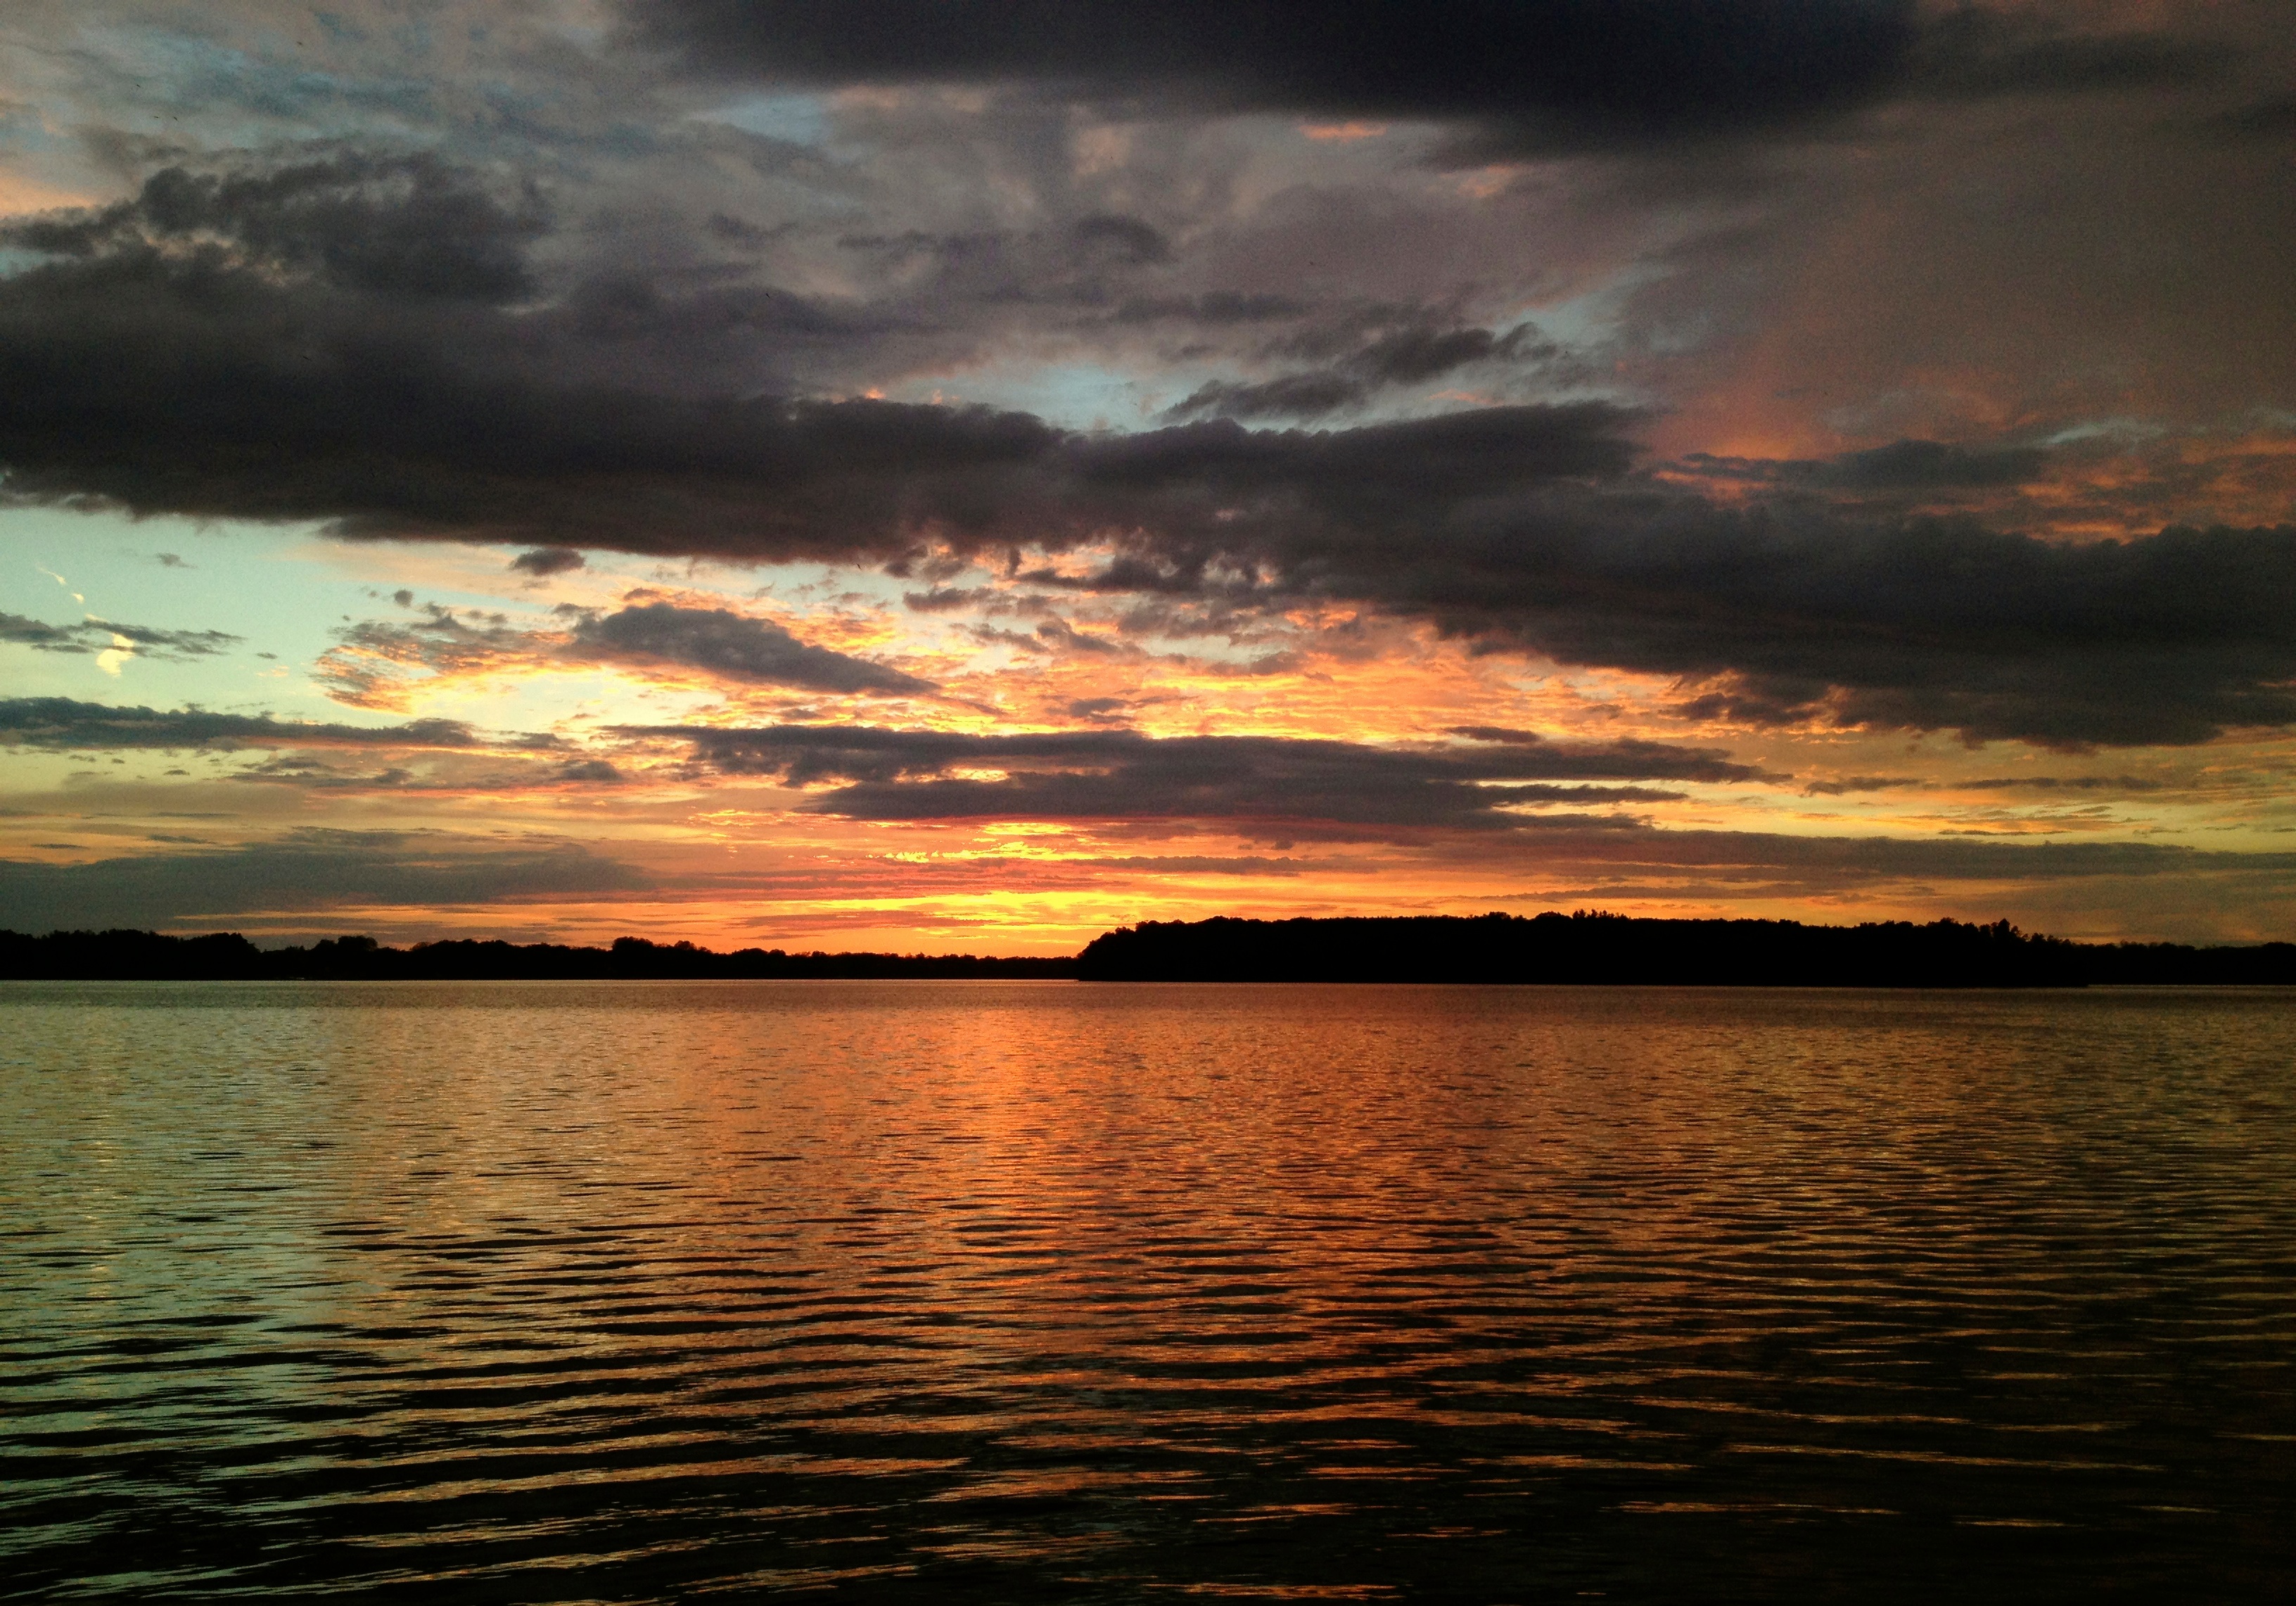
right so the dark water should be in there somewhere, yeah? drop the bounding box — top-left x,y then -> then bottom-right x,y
3,982 -> 2292,1603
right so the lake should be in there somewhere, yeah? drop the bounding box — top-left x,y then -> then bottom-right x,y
3,981 -> 2291,1602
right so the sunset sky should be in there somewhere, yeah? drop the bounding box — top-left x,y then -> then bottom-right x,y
2,0 -> 2292,952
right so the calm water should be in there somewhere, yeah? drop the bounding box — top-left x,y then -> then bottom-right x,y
3,982 -> 2292,1603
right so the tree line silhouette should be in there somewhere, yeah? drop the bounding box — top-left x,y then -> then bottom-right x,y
1073,912 -> 2296,986
2,912 -> 2290,986
0,931 -> 1073,981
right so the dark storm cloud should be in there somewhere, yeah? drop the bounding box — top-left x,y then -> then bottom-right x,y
639,722 -> 1764,831
6,148 -> 2293,750
0,697 -> 487,751
627,1 -> 1923,151
0,160 -> 1633,556
10,153 -> 545,302
0,613 -> 239,658
1062,490 -> 2296,748
568,603 -> 933,693
0,222 -> 1064,553
631,3 -> 2231,155
509,547 -> 586,576
0,830 -> 649,931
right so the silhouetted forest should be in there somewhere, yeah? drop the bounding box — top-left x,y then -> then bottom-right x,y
1075,912 -> 2296,987
0,930 -> 1076,981
4,914 -> 2292,985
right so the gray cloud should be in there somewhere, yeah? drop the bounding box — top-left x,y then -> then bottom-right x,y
1166,371 -> 1367,424
1800,772 -> 2175,796
1958,775 -> 2171,794
0,829 -> 649,932
0,613 -> 239,658
1801,775 -> 1919,796
569,602 -> 933,693
0,697 -> 494,751
0,614 -> 84,650
1165,318 -> 1555,421
641,722 -> 1765,833
510,546 -> 587,576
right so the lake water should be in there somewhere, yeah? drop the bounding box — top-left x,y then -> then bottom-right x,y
3,981 -> 2292,1602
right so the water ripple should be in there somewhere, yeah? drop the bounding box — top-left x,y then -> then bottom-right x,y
3,981 -> 2292,1602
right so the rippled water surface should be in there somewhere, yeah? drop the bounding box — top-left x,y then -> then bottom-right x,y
4,981 -> 2293,1602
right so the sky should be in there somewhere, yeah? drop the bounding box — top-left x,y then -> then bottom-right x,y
0,0 -> 2292,953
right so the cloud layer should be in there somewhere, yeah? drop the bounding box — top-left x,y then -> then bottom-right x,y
4,145 -> 2290,748
571,603 -> 932,693
0,697 -> 487,751
630,1 -> 1925,152
0,830 -> 650,933
649,722 -> 1766,832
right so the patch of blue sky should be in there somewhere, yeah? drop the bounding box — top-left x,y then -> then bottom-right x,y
468,84 -> 663,161
0,509 -> 407,721
1527,269 -> 1647,349
904,291 -> 1643,433
0,96 -> 69,155
2041,417 -> 2169,445
882,361 -> 1182,433
694,94 -> 831,149
1520,265 -> 1673,396
76,23 -> 436,141
0,514 -> 791,742
312,11 -> 368,49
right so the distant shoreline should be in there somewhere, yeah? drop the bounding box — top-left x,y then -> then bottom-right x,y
0,930 -> 1076,982
4,913 -> 2292,986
